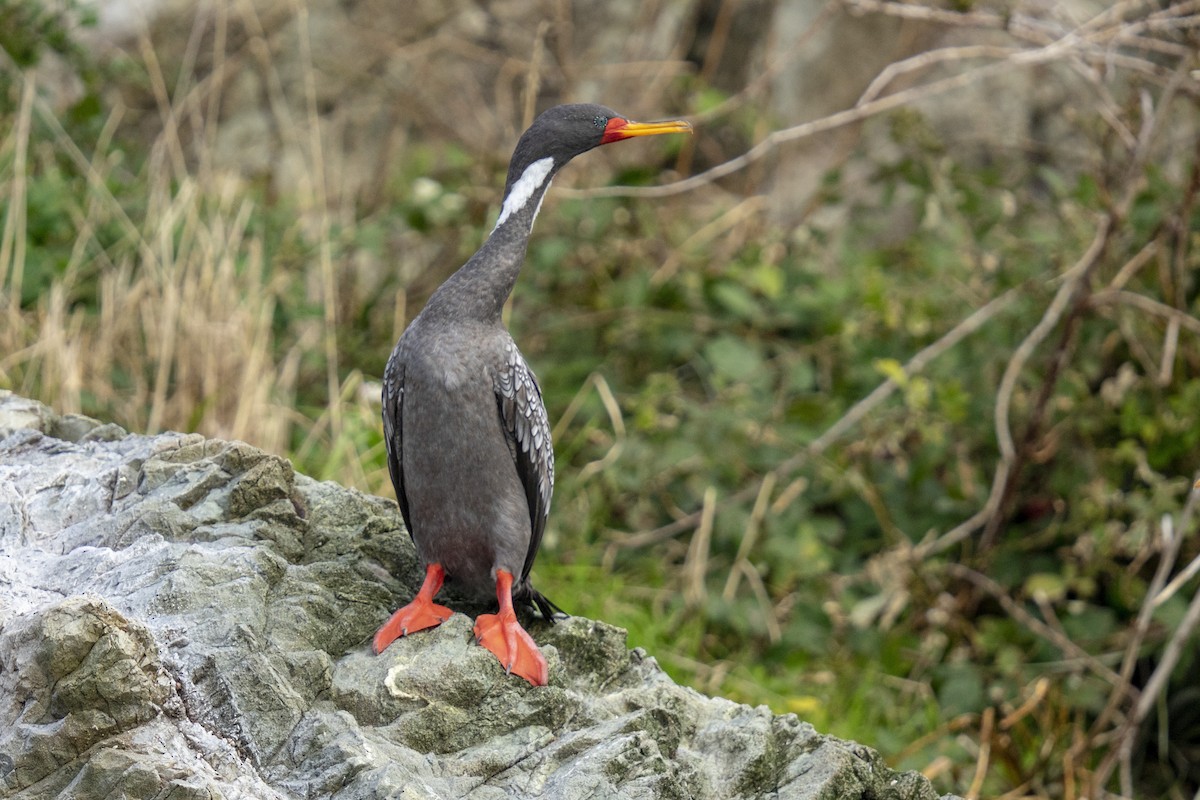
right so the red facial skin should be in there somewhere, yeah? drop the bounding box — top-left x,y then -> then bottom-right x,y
601,117 -> 631,144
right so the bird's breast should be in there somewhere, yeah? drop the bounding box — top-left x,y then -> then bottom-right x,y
397,340 -> 533,586
399,326 -> 493,389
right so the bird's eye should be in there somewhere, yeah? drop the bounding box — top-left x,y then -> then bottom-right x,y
593,115 -> 607,128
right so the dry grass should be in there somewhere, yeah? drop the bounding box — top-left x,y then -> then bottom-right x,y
0,17 -> 333,460
0,143 -> 303,456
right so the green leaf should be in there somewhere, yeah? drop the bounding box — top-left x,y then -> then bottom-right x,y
704,335 -> 766,386
873,358 -> 907,386
711,282 -> 761,320
1024,573 -> 1067,602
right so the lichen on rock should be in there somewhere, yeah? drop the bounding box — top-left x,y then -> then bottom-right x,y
0,390 -> 953,799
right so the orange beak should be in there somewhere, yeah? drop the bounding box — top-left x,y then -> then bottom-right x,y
601,117 -> 693,145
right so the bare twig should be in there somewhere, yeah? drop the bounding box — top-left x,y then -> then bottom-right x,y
995,218 -> 1111,465
522,21 -> 549,130
1106,240 -> 1159,290
841,0 -> 1011,30
699,0 -> 737,85
1137,507 -> 1200,730
966,706 -> 995,800
947,564 -> 1125,689
650,196 -> 766,286
0,71 -> 35,324
807,288 -> 1021,461
743,561 -> 783,643
857,44 -> 1022,106
684,487 -> 718,609
565,0 -> 1200,204
953,54 -> 1190,553
723,473 -> 776,601
1000,677 -> 1050,729
1090,289 -> 1200,337
577,375 -> 626,482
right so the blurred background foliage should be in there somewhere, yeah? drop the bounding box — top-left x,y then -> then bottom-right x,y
2,0 -> 1200,797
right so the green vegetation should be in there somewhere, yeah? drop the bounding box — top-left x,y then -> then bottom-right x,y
2,3 -> 1199,798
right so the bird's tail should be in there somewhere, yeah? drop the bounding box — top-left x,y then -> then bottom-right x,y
523,586 -> 567,622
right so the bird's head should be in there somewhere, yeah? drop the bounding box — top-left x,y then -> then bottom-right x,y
502,103 -> 692,201
523,103 -> 692,154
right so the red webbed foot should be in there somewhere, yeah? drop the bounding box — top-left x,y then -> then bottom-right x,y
373,563 -> 453,654
473,570 -> 549,686
474,610 -> 549,686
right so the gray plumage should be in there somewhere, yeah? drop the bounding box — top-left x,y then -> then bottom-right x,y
382,105 -> 630,617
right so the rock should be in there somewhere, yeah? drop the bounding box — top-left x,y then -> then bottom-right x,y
0,391 -> 953,799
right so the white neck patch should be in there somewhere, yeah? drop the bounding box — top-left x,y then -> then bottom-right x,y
495,157 -> 554,230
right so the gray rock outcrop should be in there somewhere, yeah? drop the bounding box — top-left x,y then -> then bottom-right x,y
0,391 -> 947,799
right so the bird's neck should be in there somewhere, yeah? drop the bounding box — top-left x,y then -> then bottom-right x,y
423,157 -> 557,325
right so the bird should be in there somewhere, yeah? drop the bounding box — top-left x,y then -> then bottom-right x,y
372,104 -> 692,686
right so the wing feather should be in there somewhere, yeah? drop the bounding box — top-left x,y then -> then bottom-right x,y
382,352 -> 412,537
494,341 -> 554,587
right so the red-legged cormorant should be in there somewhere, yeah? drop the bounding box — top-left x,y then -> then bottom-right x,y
373,104 -> 692,686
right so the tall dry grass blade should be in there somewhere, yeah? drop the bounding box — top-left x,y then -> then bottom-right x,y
684,487 -> 717,610
722,472 -> 776,600
1,73 -> 35,325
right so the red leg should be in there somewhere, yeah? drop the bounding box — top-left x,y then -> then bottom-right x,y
473,570 -> 549,686
373,563 -> 453,654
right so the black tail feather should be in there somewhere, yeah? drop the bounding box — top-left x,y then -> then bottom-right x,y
524,586 -> 567,622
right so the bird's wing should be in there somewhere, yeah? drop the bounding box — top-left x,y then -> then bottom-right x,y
494,341 -> 555,584
382,354 -> 413,537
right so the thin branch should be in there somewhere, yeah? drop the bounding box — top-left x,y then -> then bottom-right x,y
841,0 -> 1011,30
996,219 -> 1112,463
1123,542 -> 1200,784
966,706 -> 995,800
949,54 -> 1190,553
650,196 -> 766,286
858,44 -> 1022,106
1148,480 -> 1200,603
1090,289 -> 1200,337
565,1 -> 1198,203
947,564 -> 1126,689
723,472 -> 776,600
1087,509 -> 1185,748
